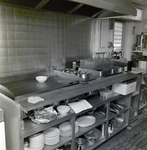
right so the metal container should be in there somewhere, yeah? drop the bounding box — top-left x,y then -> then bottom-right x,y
138,61 -> 147,70
112,80 -> 137,95
80,72 -> 90,81
75,138 -> 87,150
64,142 -> 78,150
108,123 -> 114,134
124,66 -> 128,72
115,113 -> 125,127
84,128 -> 101,145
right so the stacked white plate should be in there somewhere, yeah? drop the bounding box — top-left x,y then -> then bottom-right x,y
76,115 -> 96,127
43,127 -> 60,145
59,121 -> 78,137
29,133 -> 44,150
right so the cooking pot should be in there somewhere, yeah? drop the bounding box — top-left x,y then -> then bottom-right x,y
84,128 -> 101,145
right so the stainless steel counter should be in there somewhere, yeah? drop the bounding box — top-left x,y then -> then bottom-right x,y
6,72 -> 136,113
1,76 -> 68,98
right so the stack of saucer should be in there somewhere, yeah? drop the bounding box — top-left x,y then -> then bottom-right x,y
59,121 -> 78,137
43,127 -> 60,145
29,133 -> 44,150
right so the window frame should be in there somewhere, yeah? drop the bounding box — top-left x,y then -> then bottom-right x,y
113,19 -> 126,54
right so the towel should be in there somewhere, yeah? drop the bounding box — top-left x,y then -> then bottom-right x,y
28,96 -> 44,104
68,99 -> 93,114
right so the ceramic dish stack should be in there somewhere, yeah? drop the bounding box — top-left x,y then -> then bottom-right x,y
43,127 -> 60,145
59,121 -> 78,137
29,133 -> 44,150
76,115 -> 96,127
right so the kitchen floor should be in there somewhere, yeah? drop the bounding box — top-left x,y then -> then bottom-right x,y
95,107 -> 147,150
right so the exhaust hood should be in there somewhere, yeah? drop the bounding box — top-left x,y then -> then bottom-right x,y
0,0 -> 137,18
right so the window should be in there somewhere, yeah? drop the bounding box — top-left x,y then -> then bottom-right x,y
113,21 -> 125,52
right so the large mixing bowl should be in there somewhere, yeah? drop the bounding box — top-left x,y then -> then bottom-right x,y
84,128 -> 101,145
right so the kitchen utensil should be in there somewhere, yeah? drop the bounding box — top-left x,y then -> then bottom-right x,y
75,138 -> 86,150
110,103 -> 122,114
36,76 -> 48,83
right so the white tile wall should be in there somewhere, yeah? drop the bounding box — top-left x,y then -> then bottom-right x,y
0,3 -> 99,77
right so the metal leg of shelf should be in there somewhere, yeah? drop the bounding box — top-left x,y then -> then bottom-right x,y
105,102 -> 110,139
70,116 -> 76,150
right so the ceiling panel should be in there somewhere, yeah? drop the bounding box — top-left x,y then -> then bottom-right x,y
0,0 -> 41,7
72,5 -> 103,17
42,0 -> 79,13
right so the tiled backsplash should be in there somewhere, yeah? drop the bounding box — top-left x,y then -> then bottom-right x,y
0,3 -> 98,77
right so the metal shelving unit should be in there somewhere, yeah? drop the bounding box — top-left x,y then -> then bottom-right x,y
0,72 -> 137,150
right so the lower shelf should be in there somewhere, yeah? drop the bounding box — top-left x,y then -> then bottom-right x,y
43,136 -> 72,150
42,114 -> 106,150
107,122 -> 128,139
85,137 -> 106,150
75,114 -> 106,138
22,112 -> 75,138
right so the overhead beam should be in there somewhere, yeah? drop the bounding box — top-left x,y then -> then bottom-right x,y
70,0 -> 137,16
67,3 -> 84,14
91,10 -> 103,18
35,0 -> 50,9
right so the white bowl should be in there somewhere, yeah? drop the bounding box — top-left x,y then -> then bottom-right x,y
36,76 -> 48,83
57,105 -> 70,115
